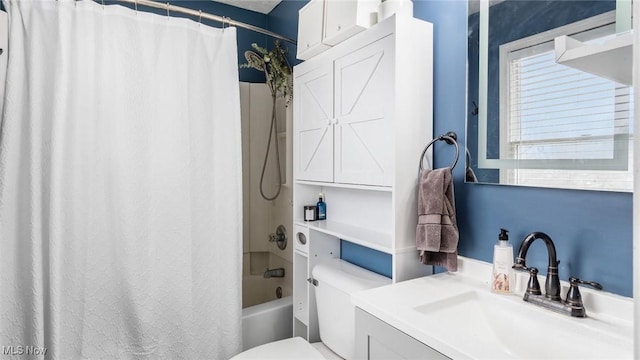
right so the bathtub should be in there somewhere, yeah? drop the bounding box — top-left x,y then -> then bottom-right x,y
242,276 -> 293,351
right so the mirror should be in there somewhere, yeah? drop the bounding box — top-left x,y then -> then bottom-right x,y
467,0 -> 634,191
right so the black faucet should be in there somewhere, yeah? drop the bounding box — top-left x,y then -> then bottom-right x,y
513,232 -> 603,317
513,232 -> 561,301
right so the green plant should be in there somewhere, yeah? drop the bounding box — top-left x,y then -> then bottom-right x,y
240,40 -> 293,105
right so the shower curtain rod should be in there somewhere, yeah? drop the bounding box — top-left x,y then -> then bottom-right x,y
101,0 -> 297,45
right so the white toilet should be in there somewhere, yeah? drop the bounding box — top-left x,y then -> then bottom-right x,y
231,258 -> 391,359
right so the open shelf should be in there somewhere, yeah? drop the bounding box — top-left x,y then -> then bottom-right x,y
295,219 -> 393,254
295,180 -> 392,192
554,30 -> 633,86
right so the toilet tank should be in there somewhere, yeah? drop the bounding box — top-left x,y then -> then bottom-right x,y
312,258 -> 391,360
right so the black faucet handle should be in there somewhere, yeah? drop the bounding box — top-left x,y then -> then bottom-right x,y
565,277 -> 603,307
526,267 -> 542,296
569,277 -> 603,290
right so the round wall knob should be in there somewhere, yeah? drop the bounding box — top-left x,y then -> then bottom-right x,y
297,232 -> 307,245
268,224 -> 288,250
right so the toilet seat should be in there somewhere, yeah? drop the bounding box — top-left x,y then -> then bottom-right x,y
230,337 -> 327,359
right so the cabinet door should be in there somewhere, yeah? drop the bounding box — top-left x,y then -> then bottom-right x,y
323,0 -> 379,46
296,0 -> 331,60
355,308 -> 452,360
294,63 -> 334,182
334,36 -> 394,186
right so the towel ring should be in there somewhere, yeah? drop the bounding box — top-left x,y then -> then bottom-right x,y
418,131 -> 459,171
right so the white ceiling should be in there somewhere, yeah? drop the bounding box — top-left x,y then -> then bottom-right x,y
213,0 -> 282,14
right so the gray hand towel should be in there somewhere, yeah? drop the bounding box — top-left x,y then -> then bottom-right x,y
416,167 -> 459,272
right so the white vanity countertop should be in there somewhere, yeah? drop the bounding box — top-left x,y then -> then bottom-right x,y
351,256 -> 633,360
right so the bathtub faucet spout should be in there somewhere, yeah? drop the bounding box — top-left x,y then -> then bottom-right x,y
263,268 -> 285,278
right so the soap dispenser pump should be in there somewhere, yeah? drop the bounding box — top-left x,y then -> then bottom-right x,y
492,228 -> 514,294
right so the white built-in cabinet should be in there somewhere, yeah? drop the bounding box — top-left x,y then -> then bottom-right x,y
294,62 -> 333,182
297,0 -> 331,60
292,14 -> 434,343
296,36 -> 393,186
296,0 -> 381,60
323,0 -> 381,45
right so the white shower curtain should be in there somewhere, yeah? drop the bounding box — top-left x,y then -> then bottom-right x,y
0,1 -> 242,359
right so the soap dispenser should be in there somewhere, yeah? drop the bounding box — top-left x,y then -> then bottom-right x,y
316,193 -> 326,220
492,228 -> 514,294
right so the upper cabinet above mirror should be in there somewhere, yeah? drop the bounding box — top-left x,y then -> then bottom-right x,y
467,0 -> 634,192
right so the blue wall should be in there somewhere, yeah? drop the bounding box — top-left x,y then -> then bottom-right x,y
265,0 -> 632,297
341,240 -> 393,278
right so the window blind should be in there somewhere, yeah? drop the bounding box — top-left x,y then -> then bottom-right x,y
508,48 -> 632,161
502,34 -> 633,191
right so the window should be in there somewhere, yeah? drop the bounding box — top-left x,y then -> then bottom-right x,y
499,12 -> 633,192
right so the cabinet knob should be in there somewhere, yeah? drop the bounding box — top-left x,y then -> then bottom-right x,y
306,43 -> 310,49
337,25 -> 341,31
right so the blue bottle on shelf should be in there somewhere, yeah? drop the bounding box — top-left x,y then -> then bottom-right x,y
316,193 -> 326,220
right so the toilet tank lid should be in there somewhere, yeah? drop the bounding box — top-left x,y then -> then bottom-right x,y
312,258 -> 391,293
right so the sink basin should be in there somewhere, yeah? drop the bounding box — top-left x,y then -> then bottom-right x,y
352,257 -> 633,360
413,290 -> 630,359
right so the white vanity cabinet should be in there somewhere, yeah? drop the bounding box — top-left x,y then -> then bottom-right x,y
355,308 -> 452,360
296,0 -> 380,61
292,14 -> 434,343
